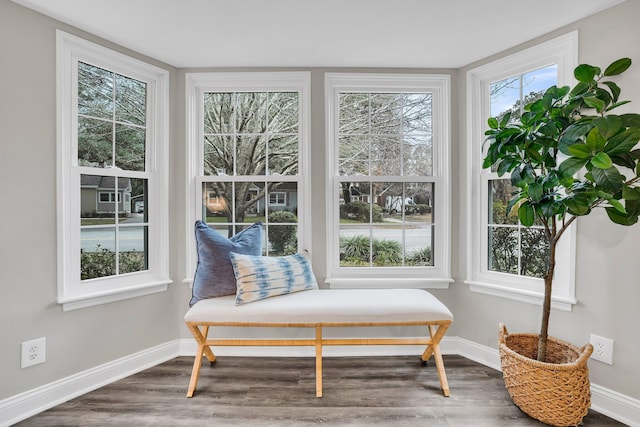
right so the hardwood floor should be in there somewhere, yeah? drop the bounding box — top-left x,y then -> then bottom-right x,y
16,355 -> 624,426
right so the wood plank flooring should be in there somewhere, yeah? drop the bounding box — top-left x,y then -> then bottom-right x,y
15,355 -> 624,426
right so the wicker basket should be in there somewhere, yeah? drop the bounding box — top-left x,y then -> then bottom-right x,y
498,323 -> 594,426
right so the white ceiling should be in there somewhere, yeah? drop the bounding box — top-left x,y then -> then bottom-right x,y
13,0 -> 627,69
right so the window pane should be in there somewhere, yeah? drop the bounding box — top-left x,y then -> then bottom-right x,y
406,224 -> 433,266
236,92 -> 267,133
115,124 -> 145,172
370,93 -> 402,134
489,179 -> 519,225
267,224 -> 298,256
371,225 -> 403,267
403,135 -> 433,176
202,182 -> 233,221
339,135 -> 369,176
268,182 -> 297,216
115,74 -> 146,126
78,117 -> 113,167
340,225 -> 371,266
236,135 -> 266,175
80,227 -> 115,280
130,178 -> 148,221
339,93 -> 369,134
403,93 -> 432,134
119,226 -> 148,274
236,181 -> 265,223
521,228 -> 549,278
204,135 -> 232,176
371,136 -> 401,176
268,92 -> 298,133
490,76 -> 520,120
78,62 -> 113,120
268,135 -> 298,175
488,226 -> 518,274
523,65 -> 557,102
204,92 -> 233,134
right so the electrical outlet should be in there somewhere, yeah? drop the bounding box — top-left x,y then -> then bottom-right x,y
21,337 -> 46,368
589,334 -> 613,365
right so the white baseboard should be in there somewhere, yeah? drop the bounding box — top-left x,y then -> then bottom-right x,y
2,337 -> 638,427
0,341 -> 179,427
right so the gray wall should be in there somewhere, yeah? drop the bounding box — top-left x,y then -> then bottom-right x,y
1,0 -> 639,406
0,0 -> 182,400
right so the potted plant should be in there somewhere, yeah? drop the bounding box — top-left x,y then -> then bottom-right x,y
483,58 -> 640,426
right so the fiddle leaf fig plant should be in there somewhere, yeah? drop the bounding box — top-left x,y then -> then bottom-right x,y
483,58 -> 640,362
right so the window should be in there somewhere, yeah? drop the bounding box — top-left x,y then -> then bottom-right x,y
57,31 -> 170,310
466,32 -> 578,310
325,73 -> 451,288
185,72 -> 310,275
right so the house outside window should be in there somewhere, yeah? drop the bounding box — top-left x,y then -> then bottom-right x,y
325,73 -> 452,288
185,72 -> 311,272
57,31 -> 170,310
465,32 -> 578,310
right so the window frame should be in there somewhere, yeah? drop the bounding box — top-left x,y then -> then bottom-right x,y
184,72 -> 311,281
56,31 -> 170,311
465,32 -> 578,310
325,73 -> 452,289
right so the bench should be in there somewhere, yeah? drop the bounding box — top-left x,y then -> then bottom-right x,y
184,288 -> 453,398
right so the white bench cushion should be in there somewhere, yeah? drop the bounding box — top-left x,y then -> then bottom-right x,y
184,289 -> 453,324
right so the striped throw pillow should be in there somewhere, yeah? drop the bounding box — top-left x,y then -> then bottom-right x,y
230,252 -> 318,305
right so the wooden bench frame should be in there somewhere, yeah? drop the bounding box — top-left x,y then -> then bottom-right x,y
185,319 -> 452,398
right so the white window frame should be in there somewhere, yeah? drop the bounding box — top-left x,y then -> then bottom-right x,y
465,32 -> 578,310
325,73 -> 452,289
269,192 -> 287,206
184,72 -> 311,281
57,31 -> 170,311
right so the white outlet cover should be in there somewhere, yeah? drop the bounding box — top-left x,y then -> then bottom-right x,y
589,334 -> 613,365
21,337 -> 46,368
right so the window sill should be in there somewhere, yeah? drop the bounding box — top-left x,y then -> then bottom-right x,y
326,277 -> 453,290
58,280 -> 172,311
465,279 -> 576,312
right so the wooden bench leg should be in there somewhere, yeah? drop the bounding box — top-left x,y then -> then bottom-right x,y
315,325 -> 323,397
421,324 -> 450,397
186,324 -> 217,398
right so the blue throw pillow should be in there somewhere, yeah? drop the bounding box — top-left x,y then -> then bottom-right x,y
190,220 -> 263,306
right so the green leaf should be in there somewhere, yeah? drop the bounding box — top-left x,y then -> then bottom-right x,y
518,202 -> 535,226
488,117 -> 499,129
605,206 -> 638,225
559,122 -> 593,155
564,195 -> 591,215
608,198 -> 626,213
621,113 -> 640,128
559,157 -> 589,178
594,116 -> 622,140
568,144 -> 592,158
528,182 -> 543,202
499,111 -> 512,128
603,58 -> 632,76
591,152 -> 613,169
602,81 -> 621,103
574,64 -> 597,82
583,96 -> 606,112
622,185 -> 640,201
605,129 -> 640,156
569,81 -> 590,97
591,166 -> 625,191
